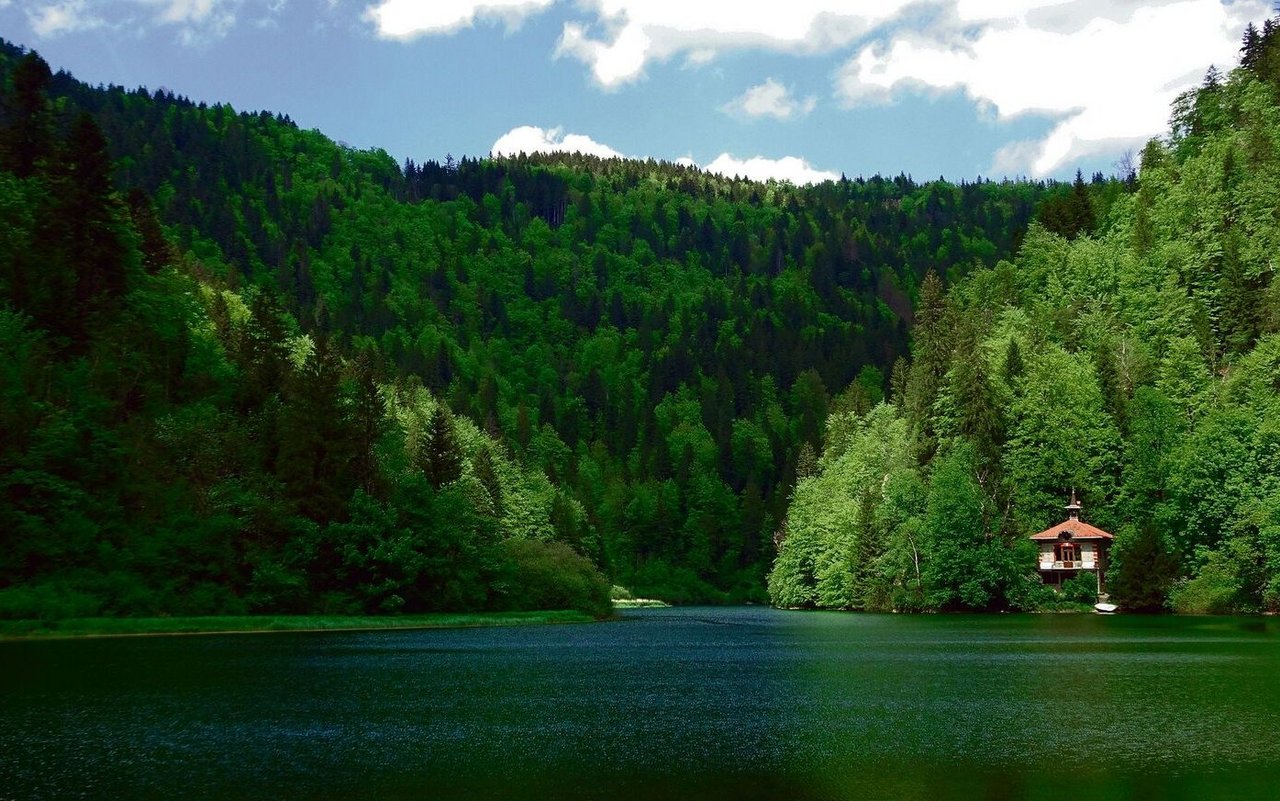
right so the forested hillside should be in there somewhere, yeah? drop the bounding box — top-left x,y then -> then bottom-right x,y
0,45 -> 610,618
0,35 -> 1068,616
770,21 -> 1280,614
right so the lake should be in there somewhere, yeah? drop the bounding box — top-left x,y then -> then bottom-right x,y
3,607 -> 1280,800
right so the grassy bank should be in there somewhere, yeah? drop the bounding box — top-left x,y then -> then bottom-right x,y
0,610 -> 600,640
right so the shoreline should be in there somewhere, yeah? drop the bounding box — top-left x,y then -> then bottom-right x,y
0,610 -> 603,641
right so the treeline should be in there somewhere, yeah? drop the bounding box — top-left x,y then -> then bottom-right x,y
770,23 -> 1280,614
0,50 -> 609,619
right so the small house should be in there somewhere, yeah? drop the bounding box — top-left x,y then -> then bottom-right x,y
1029,492 -> 1112,593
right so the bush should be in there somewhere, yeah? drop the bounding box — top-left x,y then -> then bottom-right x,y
1060,572 -> 1100,603
1005,574 -> 1059,611
1169,556 -> 1245,614
0,582 -> 103,620
496,539 -> 612,618
627,559 -> 728,605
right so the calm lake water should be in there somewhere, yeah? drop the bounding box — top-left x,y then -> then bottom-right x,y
3,607 -> 1280,800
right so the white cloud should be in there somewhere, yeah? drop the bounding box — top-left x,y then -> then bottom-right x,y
364,0 -> 555,39
491,125 -> 624,159
492,125 -> 837,184
28,1 -> 105,36
837,0 -> 1268,175
722,78 -> 817,121
150,0 -> 224,24
703,153 -> 839,184
554,1 -> 917,89
144,0 -> 240,42
23,0 -> 277,42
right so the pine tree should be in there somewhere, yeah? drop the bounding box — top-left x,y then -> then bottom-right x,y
278,335 -> 353,522
905,270 -> 949,458
126,188 -> 173,275
1242,22 -> 1262,70
1001,339 -> 1024,385
949,321 -> 1004,478
2,51 -> 54,178
1110,525 -> 1178,612
60,113 -> 127,316
420,404 -> 464,489
1068,169 -> 1095,238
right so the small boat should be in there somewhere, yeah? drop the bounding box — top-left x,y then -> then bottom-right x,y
1094,602 -> 1118,614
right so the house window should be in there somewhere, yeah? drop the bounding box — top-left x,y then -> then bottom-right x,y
1055,543 -> 1079,565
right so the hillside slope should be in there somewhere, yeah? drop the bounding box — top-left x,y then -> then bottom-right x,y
771,27 -> 1280,613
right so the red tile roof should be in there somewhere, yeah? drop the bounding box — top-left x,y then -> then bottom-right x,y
1029,520 -> 1114,541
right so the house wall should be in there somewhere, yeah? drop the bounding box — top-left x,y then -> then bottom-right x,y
1037,541 -> 1098,570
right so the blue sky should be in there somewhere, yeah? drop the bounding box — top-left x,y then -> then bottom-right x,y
0,0 -> 1268,183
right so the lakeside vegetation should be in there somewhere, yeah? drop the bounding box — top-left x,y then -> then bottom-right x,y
770,19 -> 1280,615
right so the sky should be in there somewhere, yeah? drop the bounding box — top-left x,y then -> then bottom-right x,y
0,0 -> 1269,183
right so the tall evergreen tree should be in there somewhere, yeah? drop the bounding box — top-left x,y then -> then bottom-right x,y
420,404 -> 464,489
1,51 -> 53,178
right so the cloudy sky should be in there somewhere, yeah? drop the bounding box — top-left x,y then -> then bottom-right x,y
0,0 -> 1268,183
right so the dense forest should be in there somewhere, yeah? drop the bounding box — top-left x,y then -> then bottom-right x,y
771,19 -> 1280,614
0,34 -> 1069,617
0,25 -> 1183,619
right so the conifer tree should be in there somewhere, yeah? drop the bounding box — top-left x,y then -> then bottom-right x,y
1001,339 -> 1024,385
1242,22 -> 1262,70
60,113 -> 127,317
421,404 -> 464,489
2,51 -> 53,178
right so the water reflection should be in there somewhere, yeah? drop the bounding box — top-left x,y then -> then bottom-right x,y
2,608 -> 1279,800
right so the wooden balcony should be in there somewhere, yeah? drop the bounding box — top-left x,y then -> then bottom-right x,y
1039,560 -> 1096,570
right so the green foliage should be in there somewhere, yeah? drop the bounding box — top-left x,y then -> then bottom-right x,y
770,13 -> 1280,612
1059,572 -> 1100,604
0,45 -> 626,619
628,559 -> 731,605
1004,344 -> 1120,532
495,539 -> 612,618
1109,525 -> 1179,612
1169,549 -> 1249,614
419,404 -> 464,489
770,404 -> 923,610
921,443 -> 1029,610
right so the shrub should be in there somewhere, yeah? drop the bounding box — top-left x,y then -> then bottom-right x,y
627,559 -> 728,605
1060,572 -> 1100,604
496,539 -> 612,618
0,582 -> 103,620
1170,559 -> 1244,614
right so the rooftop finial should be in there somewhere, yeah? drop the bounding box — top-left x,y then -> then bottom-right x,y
1066,489 -> 1082,520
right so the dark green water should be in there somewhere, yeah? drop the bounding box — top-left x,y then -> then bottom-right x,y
3,608 -> 1280,800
